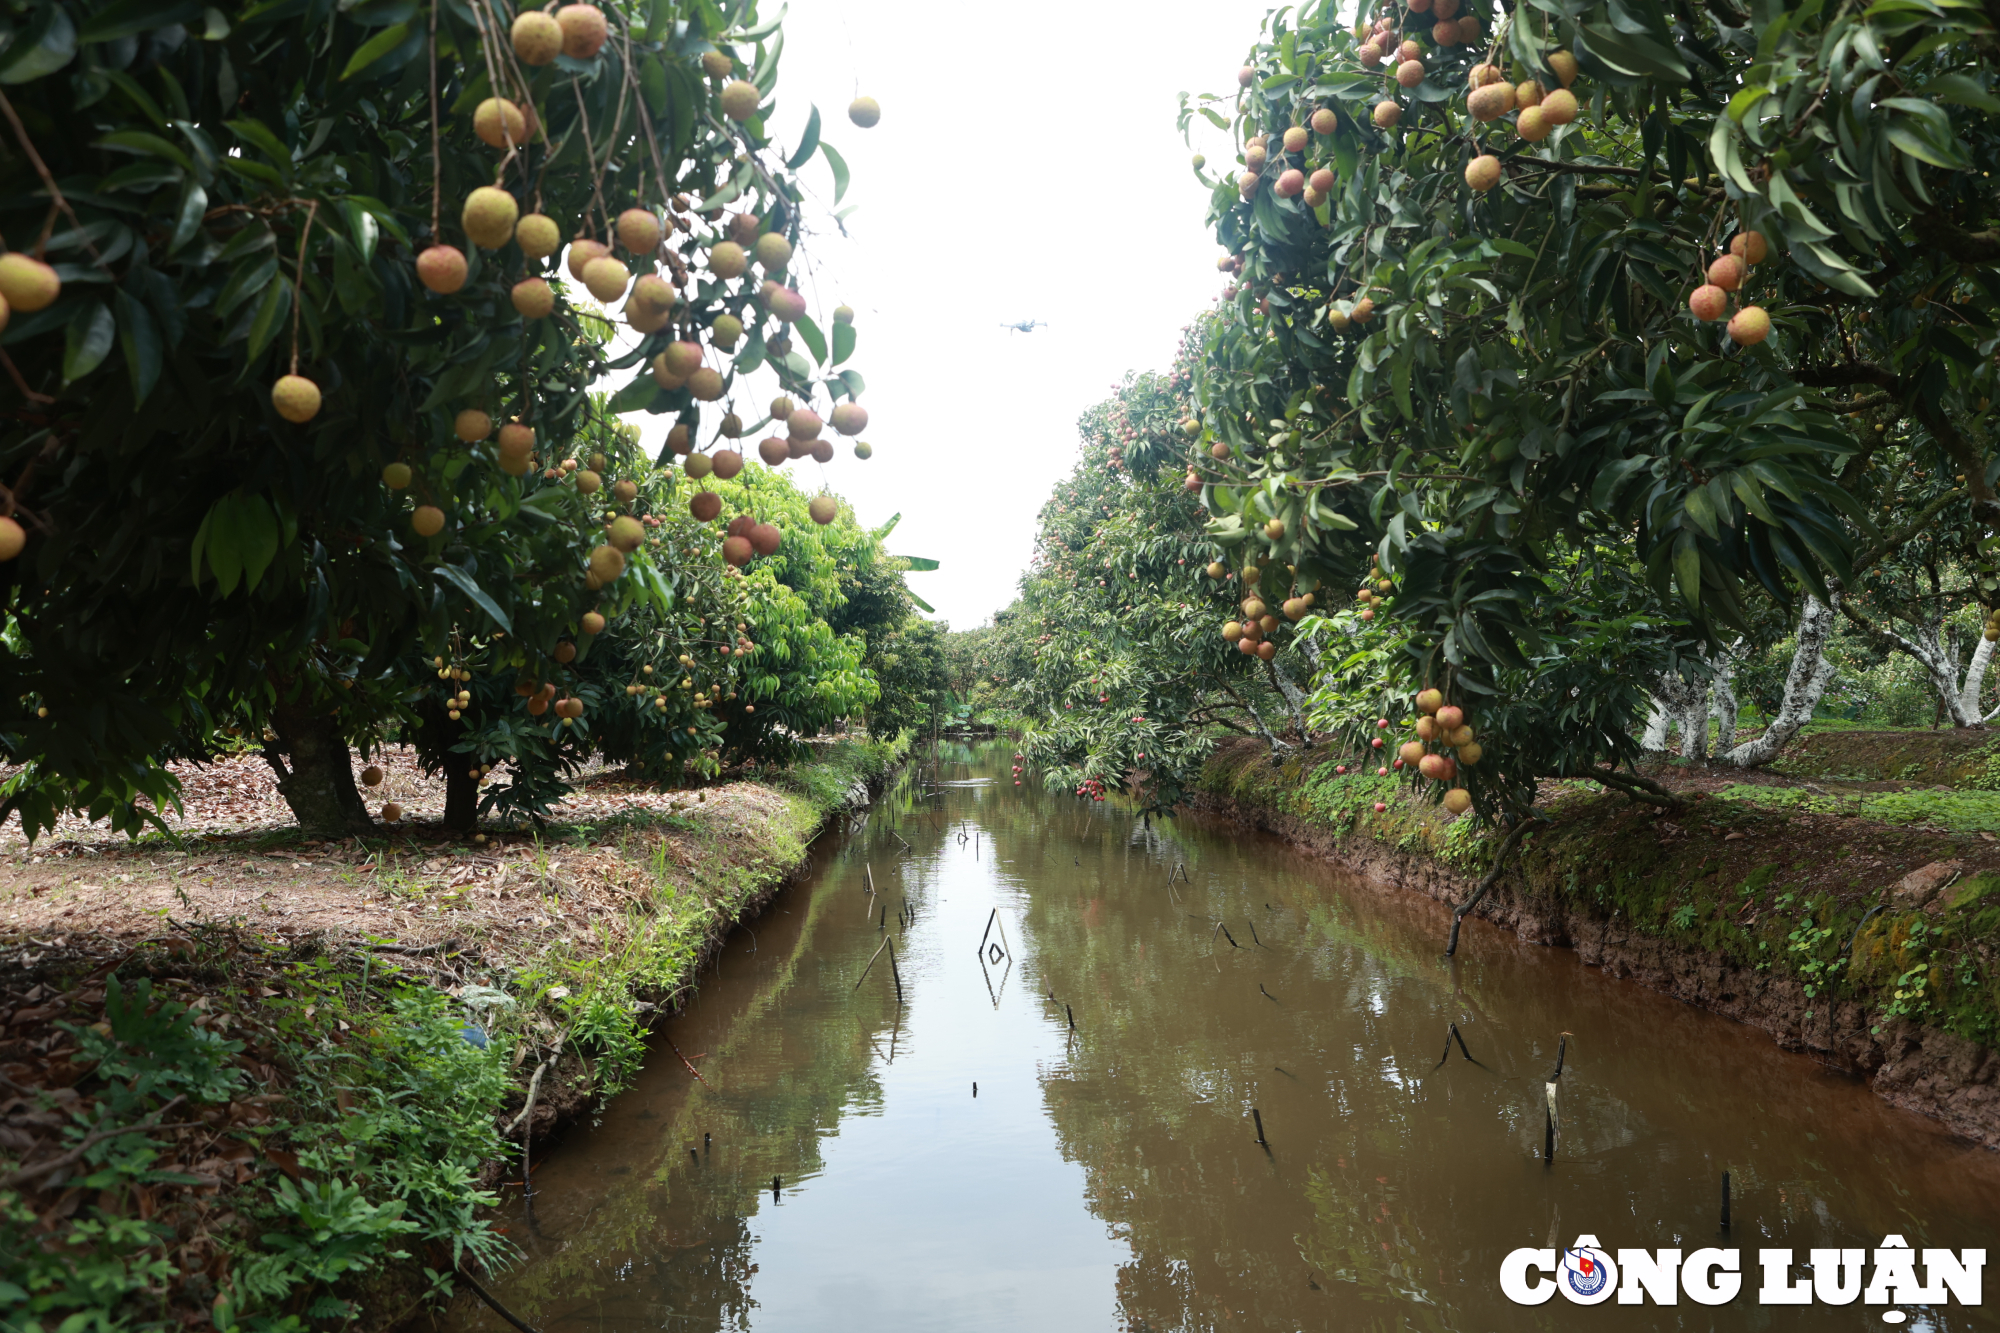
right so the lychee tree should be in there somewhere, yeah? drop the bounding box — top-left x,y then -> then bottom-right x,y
0,0 -> 875,835
1181,0 -> 2000,832
1012,361 -> 1320,812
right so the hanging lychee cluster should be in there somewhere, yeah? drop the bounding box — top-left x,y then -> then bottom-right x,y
1396,688 -> 1478,814
1687,230 -> 1774,346
1211,558 -> 1316,662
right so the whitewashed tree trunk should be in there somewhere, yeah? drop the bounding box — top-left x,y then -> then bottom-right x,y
1646,673 -> 1709,757
1722,595 -> 1839,768
1848,602 -> 1981,727
1959,632 -> 1998,722
1641,699 -> 1673,751
1710,652 -> 1741,750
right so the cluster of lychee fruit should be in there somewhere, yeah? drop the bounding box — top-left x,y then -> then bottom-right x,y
1686,230 -> 1773,345
1396,688 -> 1478,813
1213,560 -> 1315,661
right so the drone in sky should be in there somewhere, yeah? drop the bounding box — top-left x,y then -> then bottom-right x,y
1000,319 -> 1047,334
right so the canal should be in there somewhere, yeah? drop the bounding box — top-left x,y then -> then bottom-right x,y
450,741 -> 2000,1331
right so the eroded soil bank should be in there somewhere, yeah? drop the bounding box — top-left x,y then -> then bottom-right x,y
1186,734 -> 2000,1149
0,738 -> 899,1330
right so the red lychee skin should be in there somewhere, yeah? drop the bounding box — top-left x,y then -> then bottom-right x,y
1688,284 -> 1728,321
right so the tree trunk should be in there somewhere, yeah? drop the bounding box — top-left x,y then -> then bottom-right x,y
1721,595 -> 1839,768
1958,632 -> 1998,722
444,760 -> 479,834
1710,647 -> 1741,751
1266,659 -> 1311,740
1641,698 -> 1673,751
263,695 -> 371,833
1838,597 -> 1980,726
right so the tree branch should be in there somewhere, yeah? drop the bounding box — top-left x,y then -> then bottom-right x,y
1444,817 -> 1538,957
1588,766 -> 1685,809
1795,362 -> 1901,393
1854,488 -> 1967,575
1912,398 -> 2000,526
1911,210 -> 2000,266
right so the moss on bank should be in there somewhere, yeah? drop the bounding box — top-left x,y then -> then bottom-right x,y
1194,739 -> 2000,1055
0,736 -> 904,1333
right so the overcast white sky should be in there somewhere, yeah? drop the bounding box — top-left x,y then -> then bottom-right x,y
614,0 -> 1249,628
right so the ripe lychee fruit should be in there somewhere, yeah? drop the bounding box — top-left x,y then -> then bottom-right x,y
575,468 -> 601,494
512,10 -> 562,64
557,3 -> 608,58
474,98 -> 527,149
654,341 -> 701,380
685,452 -> 714,479
1457,16 -> 1482,40
1730,230 -> 1769,264
1237,171 -> 1261,197
1688,284 -> 1728,321
1311,108 -> 1337,134
701,50 -> 732,77
1459,742 -> 1483,765
809,495 -> 838,524
1464,154 -> 1502,191
382,462 -> 412,489
515,213 -> 560,259
382,801 -> 403,823
764,285 -> 807,322
1416,687 -> 1443,713
1516,105 -> 1550,141
1373,100 -> 1402,128
625,274 -> 676,331
709,240 -> 748,278
651,353 -> 687,389
849,96 -> 881,127
455,409 -> 491,442
1516,79 -> 1544,108
271,374 -> 322,423
566,238 -> 609,281
809,440 -> 833,463
1396,59 -> 1425,88
1435,704 -> 1464,729
1237,65 -> 1256,87
770,396 -> 795,420
688,368 -> 724,400
1728,305 -> 1771,345
588,544 -> 626,581
1398,40 -> 1421,61
417,245 -> 467,294
1308,167 -> 1335,194
758,436 -> 789,466
1539,88 -> 1578,125
1245,143 -> 1268,171
1358,43 -> 1383,66
710,313 -> 743,348
787,409 -> 824,440
1468,83 -> 1514,121
617,209 -> 662,256
1281,125 -> 1308,153
1442,787 -> 1472,814
749,522 -> 781,555
1273,168 -> 1304,198
0,255 -> 57,314
411,505 -> 446,537
830,402 -> 868,435
512,277 -> 555,319
462,187 -> 519,249
753,232 -> 792,270
720,79 -> 761,120
1547,50 -> 1579,86
609,515 -> 645,551
581,611 -> 606,635
361,765 -> 384,787
1706,254 -> 1746,292
582,255 -> 630,301
1431,20 -> 1457,43
712,448 -> 743,479
720,533 -> 753,565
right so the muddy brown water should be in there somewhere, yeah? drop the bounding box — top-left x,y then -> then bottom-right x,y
448,743 -> 2000,1332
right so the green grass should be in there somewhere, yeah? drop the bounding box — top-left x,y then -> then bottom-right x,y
1714,783 -> 2000,833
